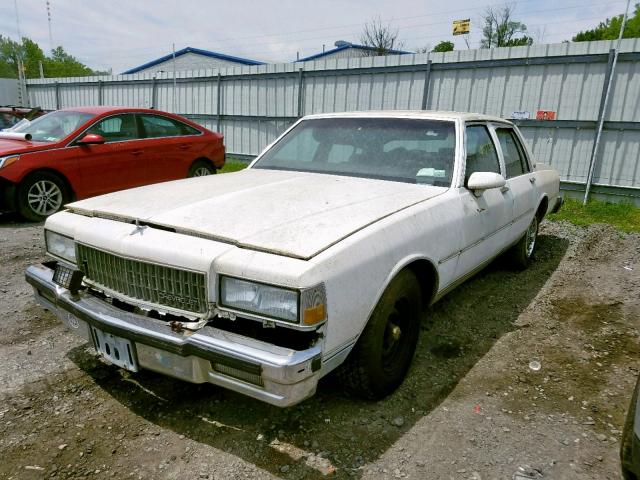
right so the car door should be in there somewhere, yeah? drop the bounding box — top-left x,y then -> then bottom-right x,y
494,126 -> 536,244
138,114 -> 202,183
454,123 -> 514,279
74,113 -> 148,197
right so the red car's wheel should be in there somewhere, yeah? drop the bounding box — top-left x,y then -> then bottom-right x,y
17,171 -> 70,222
188,160 -> 216,177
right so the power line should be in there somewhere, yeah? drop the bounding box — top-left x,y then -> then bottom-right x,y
74,0 -> 627,57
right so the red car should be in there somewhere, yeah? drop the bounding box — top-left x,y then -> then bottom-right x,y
0,106 -> 225,221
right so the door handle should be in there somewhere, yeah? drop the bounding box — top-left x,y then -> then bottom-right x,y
179,145 -> 190,150
131,150 -> 144,156
500,186 -> 510,193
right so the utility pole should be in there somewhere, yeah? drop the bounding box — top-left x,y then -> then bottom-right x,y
172,43 -> 177,113
583,0 -> 631,205
39,60 -> 44,79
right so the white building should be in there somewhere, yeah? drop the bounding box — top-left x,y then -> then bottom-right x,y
296,41 -> 412,62
122,47 -> 264,74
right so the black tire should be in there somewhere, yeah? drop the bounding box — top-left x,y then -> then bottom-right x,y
188,160 -> 216,177
507,214 -> 539,270
336,269 -> 422,400
17,171 -> 70,222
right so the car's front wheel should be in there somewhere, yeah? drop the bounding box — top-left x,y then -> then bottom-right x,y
17,171 -> 69,222
336,269 -> 422,399
188,160 -> 216,177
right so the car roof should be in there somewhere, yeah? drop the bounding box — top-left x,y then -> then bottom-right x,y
302,110 -> 513,124
58,106 -> 165,115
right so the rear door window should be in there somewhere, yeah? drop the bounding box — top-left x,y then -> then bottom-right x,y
140,114 -> 200,138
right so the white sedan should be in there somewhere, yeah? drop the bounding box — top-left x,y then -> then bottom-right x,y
27,111 -> 562,406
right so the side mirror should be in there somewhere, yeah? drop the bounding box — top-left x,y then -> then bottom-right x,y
467,172 -> 506,196
77,133 -> 105,145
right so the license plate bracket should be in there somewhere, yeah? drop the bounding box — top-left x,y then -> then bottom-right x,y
91,327 -> 139,372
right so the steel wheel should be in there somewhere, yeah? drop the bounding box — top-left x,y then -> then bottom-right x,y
336,269 -> 422,399
27,179 -> 63,216
381,300 -> 410,371
525,215 -> 538,258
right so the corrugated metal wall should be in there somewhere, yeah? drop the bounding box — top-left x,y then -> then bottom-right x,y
0,78 -> 19,105
25,39 -> 640,194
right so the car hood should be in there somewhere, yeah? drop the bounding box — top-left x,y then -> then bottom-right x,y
67,169 -> 446,259
0,139 -> 57,155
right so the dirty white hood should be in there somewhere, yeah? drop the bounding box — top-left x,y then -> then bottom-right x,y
67,169 -> 446,259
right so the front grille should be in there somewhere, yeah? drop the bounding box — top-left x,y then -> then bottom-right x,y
76,244 -> 208,315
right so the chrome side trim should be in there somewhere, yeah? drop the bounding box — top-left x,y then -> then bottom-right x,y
438,207 -> 534,264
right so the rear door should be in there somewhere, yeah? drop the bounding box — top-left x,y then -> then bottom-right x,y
493,126 -> 536,244
138,114 -> 203,183
455,124 -> 514,279
74,113 -> 148,197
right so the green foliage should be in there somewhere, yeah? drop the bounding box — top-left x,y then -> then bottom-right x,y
572,4 -> 640,41
480,5 -> 533,48
432,41 -> 454,52
219,160 -> 248,174
0,35 -> 97,78
548,197 -> 640,233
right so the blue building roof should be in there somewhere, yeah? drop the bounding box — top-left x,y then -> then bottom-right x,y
296,42 -> 412,62
122,47 -> 265,74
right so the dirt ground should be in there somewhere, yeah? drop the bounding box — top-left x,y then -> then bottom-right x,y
0,214 -> 639,480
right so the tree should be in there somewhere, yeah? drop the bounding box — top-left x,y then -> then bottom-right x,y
573,4 -> 640,41
0,35 -> 97,78
360,18 -> 403,56
432,41 -> 454,52
480,5 -> 533,48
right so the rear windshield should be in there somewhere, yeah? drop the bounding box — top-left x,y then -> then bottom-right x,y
253,117 -> 457,186
13,110 -> 95,142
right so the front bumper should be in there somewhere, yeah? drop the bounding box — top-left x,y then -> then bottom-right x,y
25,262 -> 323,407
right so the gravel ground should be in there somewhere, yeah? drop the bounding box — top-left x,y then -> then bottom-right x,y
0,214 -> 639,480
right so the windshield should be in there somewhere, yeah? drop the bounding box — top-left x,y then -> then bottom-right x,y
253,118 -> 457,186
12,110 -> 95,142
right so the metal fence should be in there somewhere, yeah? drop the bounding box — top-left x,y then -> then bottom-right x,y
0,79 -> 19,105
25,39 -> 640,202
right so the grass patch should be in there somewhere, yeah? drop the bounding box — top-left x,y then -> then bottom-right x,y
219,159 -> 249,174
548,197 -> 640,233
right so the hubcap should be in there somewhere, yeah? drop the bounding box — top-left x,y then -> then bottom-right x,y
381,300 -> 410,368
27,180 -> 62,216
193,167 -> 211,177
525,216 -> 538,258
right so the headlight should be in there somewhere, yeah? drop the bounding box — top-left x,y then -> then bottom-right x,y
0,155 -> 19,169
219,276 -> 327,325
45,230 -> 76,264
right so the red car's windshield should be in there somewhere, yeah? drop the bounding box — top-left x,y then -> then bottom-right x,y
13,110 -> 95,142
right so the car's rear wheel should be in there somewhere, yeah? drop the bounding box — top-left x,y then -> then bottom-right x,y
507,214 -> 538,270
17,171 -> 70,222
336,269 -> 422,400
188,160 -> 216,177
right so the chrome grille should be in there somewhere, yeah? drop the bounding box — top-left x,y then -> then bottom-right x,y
76,244 -> 207,314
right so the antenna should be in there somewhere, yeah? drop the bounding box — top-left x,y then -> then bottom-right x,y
46,1 -> 54,51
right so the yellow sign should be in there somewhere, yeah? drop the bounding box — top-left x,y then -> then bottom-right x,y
453,19 -> 471,36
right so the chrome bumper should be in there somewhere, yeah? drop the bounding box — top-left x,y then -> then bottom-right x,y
25,263 -> 323,407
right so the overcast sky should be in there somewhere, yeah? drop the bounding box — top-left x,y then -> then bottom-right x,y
0,0 -> 629,73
